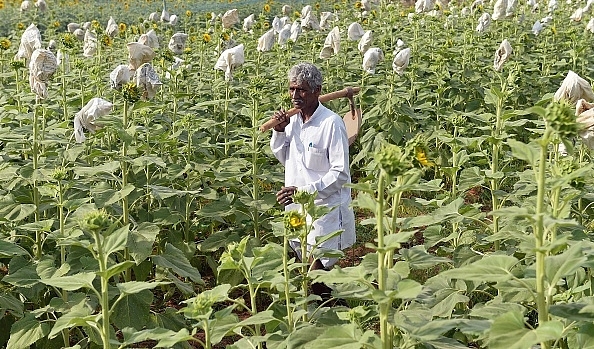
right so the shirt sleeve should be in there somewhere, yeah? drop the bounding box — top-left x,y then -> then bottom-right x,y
271,129 -> 290,166
297,117 -> 350,200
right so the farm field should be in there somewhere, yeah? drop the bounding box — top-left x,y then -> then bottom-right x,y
2,0 -> 594,348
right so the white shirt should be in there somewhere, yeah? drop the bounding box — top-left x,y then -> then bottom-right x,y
271,103 -> 356,256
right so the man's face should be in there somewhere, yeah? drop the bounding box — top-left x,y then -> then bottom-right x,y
289,81 -> 320,111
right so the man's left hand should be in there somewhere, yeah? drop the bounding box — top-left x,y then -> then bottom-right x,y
276,186 -> 297,206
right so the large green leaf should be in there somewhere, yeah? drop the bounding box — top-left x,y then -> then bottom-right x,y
117,281 -> 169,295
102,224 -> 130,256
545,243 -> 587,292
0,240 -> 30,258
440,255 -> 520,282
40,272 -> 96,291
487,311 -> 563,349
507,139 -> 538,167
7,313 -> 50,349
304,324 -> 380,349
112,289 -> 153,330
119,327 -> 193,348
151,243 -> 203,284
127,222 -> 159,263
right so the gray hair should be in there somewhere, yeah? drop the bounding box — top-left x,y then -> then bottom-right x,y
288,62 -> 322,92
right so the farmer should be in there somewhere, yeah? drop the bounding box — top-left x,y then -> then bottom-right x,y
270,62 -> 356,301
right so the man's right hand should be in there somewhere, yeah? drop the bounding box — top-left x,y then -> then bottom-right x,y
273,109 -> 289,132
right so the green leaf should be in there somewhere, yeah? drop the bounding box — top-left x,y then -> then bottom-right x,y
102,225 -> 130,256
117,281 -> 170,295
97,261 -> 135,280
507,139 -> 538,166
487,311 -> 563,349
0,293 -> 24,317
119,327 -> 193,348
352,192 -> 376,211
128,222 -> 159,264
7,313 -> 50,349
398,245 -> 451,269
304,324 -> 377,349
440,255 -> 519,282
48,299 -> 95,339
234,310 -> 276,327
152,243 -> 202,284
104,184 -> 135,206
41,272 -> 95,291
0,240 -> 30,258
545,243 -> 587,291
112,289 -> 152,330
458,167 -> 484,193
74,161 -> 120,177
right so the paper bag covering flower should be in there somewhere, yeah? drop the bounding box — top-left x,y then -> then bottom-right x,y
575,99 -> 594,149
106,16 -> 119,37
361,0 -> 373,11
110,64 -> 131,89
319,12 -> 337,29
548,0 -> 558,12
301,5 -> 312,19
277,24 -> 292,47
257,29 -> 275,52
35,0 -> 47,12
476,12 -> 491,33
29,48 -> 57,99
67,23 -> 80,33
493,39 -> 512,71
74,98 -> 113,143
301,13 -> 320,31
20,0 -> 31,11
15,23 -> 42,63
74,28 -> 85,41
127,42 -> 155,71
415,0 -> 435,13
214,43 -> 244,81
363,47 -> 384,74
393,47 -> 411,75
290,21 -> 302,42
134,63 -> 161,100
394,38 -> 406,53
554,71 -> 594,105
358,30 -> 373,53
222,9 -> 239,29
243,14 -> 255,32
348,22 -> 365,41
47,39 -> 57,53
149,12 -> 159,22
505,0 -> 517,16
138,29 -> 159,49
160,9 -> 170,22
541,16 -> 552,24
272,16 -> 283,33
492,0 -> 507,20
282,4 -> 291,15
169,14 -> 178,26
570,7 -> 584,22
532,20 -> 543,35
319,26 -> 340,59
587,18 -> 594,33
83,30 -> 98,57
168,32 -> 188,55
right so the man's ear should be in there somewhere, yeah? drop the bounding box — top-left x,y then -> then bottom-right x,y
313,86 -> 322,95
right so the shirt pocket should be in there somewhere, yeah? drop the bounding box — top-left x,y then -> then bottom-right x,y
304,146 -> 330,171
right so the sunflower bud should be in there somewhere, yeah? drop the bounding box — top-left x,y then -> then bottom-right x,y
544,101 -> 578,139
374,144 -> 412,178
81,210 -> 111,232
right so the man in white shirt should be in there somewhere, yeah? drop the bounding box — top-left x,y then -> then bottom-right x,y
270,62 -> 356,300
